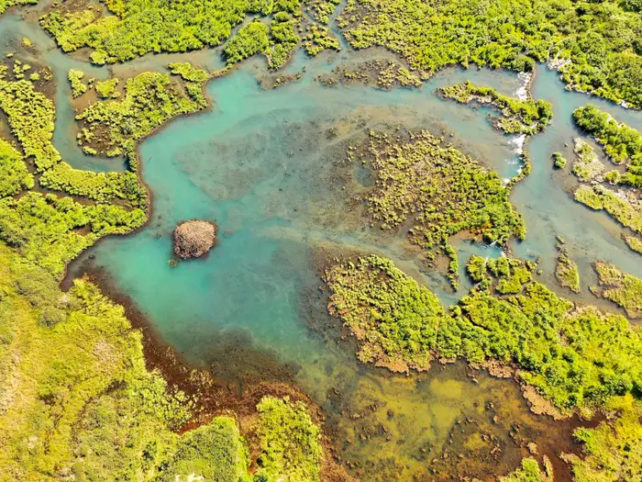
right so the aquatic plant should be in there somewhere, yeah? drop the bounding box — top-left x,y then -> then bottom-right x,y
354,130 -> 525,259
327,59 -> 422,89
574,184 -> 642,234
67,68 -> 87,98
573,105 -> 642,187
564,395 -> 642,482
339,0 -> 642,108
551,152 -> 567,169
325,254 -> 642,414
255,396 -> 323,481
440,81 -> 553,135
592,261 -> 642,318
572,139 -> 604,182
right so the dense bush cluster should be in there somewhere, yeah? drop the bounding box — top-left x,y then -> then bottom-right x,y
255,396 -> 323,481
325,255 -> 642,414
573,105 -> 642,187
0,245 -> 252,479
67,68 -> 87,98
0,0 -> 36,15
339,0 -> 642,108
0,138 -> 33,196
440,81 -> 553,135
40,0 -> 342,69
354,130 -> 525,259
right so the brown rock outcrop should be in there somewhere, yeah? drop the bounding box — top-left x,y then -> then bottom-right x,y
173,220 -> 216,259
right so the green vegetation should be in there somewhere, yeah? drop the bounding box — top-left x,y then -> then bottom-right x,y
573,105 -> 642,187
41,0 -> 340,69
552,152 -> 567,169
593,261 -> 642,318
0,68 -> 60,171
224,21 -> 270,65
67,69 -> 87,98
555,245 -> 581,293
354,130 -> 524,260
574,184 -> 642,234
440,81 -> 552,135
623,234 -> 642,254
255,396 -> 323,481
572,139 -> 605,182
0,0 -> 36,15
0,245 -> 250,479
325,254 -> 642,414
76,69 -> 209,162
565,395 -> 642,482
324,255 -> 446,372
325,59 -> 422,89
94,78 -> 119,99
0,138 -> 33,196
339,0 -> 642,107
500,457 -> 553,482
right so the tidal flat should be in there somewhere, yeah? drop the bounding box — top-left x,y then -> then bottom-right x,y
1,0 -> 642,480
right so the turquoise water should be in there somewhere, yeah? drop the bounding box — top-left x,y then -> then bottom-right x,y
2,4 -> 642,478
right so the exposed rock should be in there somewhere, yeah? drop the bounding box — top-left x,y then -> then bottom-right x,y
173,220 -> 216,259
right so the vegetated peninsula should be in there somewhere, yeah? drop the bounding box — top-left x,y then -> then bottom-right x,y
439,81 -> 553,135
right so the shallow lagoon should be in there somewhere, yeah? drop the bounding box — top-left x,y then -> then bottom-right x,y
2,5 -> 642,479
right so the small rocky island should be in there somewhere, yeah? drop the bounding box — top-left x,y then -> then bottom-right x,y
173,220 -> 216,259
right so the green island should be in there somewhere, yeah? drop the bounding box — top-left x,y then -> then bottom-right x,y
573,105 -> 642,187
555,241 -> 581,293
439,81 -> 553,135
623,233 -> 642,254
1,0 -> 642,479
552,152 -> 567,169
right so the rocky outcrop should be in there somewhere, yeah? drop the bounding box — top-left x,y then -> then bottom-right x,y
173,220 -> 216,259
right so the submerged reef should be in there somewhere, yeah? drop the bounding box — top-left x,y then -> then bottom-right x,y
439,81 -> 552,135
173,220 -> 217,259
